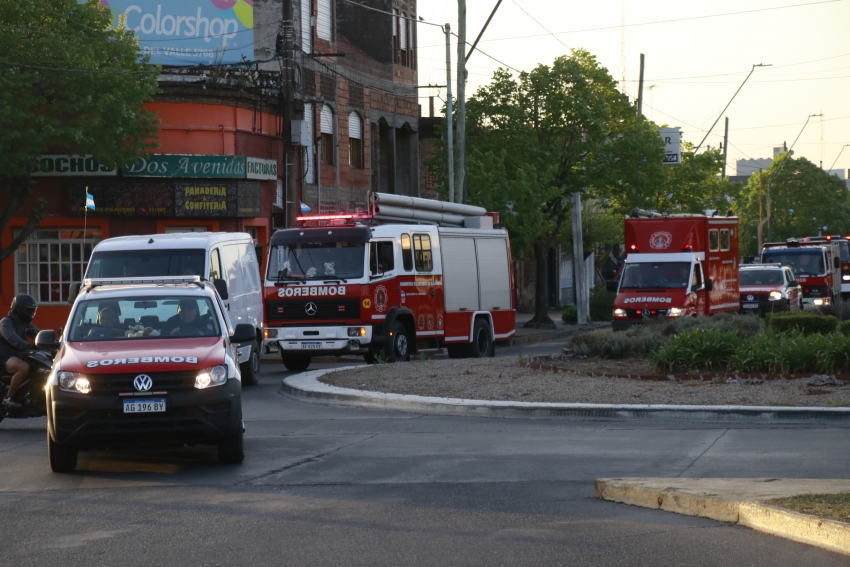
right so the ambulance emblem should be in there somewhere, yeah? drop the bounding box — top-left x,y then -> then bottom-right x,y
427,314 -> 434,330
649,231 -> 673,250
437,316 -> 443,329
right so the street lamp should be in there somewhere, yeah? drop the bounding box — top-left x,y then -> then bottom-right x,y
694,63 -> 771,154
829,144 -> 850,173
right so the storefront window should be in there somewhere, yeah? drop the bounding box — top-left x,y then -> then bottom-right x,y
15,229 -> 100,304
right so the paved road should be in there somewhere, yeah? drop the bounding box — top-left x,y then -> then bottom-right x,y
2,361 -> 849,566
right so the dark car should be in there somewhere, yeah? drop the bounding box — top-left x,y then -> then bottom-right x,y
739,264 -> 802,316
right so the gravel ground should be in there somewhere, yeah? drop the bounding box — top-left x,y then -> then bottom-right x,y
320,357 -> 850,407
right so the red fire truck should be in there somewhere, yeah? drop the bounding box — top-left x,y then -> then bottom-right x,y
262,193 -> 516,371
611,212 -> 740,330
802,235 -> 850,299
761,239 -> 841,309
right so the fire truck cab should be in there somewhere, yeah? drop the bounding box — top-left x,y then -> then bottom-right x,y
611,212 -> 740,330
263,193 -> 516,371
761,239 -> 841,309
802,235 -> 850,299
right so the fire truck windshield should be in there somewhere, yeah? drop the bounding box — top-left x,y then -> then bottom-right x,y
267,242 -> 365,282
761,249 -> 825,277
621,262 -> 691,289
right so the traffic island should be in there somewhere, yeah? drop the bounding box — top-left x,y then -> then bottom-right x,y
595,478 -> 850,556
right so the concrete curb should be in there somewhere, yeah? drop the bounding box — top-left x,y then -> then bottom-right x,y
596,478 -> 850,556
281,367 -> 850,421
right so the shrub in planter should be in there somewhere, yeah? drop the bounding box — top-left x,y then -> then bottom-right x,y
731,332 -> 850,374
647,312 -> 762,339
653,328 -> 742,372
765,312 -> 837,335
570,326 -> 665,359
562,306 -> 578,324
840,320 -> 850,337
589,285 -> 615,322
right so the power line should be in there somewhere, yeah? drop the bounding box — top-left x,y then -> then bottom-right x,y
509,0 -> 572,53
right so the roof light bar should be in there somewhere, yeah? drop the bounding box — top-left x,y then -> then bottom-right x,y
84,276 -> 202,287
296,214 -> 360,222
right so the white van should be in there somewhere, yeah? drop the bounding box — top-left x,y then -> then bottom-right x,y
76,232 -> 264,385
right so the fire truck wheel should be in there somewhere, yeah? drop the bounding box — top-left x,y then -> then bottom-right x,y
281,354 -> 311,372
466,318 -> 494,358
385,322 -> 411,362
240,341 -> 261,386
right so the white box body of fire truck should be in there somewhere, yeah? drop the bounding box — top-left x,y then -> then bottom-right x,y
262,193 -> 516,371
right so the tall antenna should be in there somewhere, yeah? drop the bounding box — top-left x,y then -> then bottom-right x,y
620,0 -> 626,95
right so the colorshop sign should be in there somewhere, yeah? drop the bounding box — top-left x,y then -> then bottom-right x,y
93,0 -> 254,65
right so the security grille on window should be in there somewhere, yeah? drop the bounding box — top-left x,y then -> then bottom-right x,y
16,229 -> 100,303
275,178 -> 283,207
348,111 -> 363,169
320,105 -> 334,166
317,0 -> 332,40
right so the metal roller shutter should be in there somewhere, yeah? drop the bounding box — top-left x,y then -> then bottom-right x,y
475,238 -> 511,310
320,105 -> 333,134
399,13 -> 407,52
442,237 -> 479,311
304,103 -> 314,182
317,0 -> 332,40
301,0 -> 312,53
348,112 -> 361,139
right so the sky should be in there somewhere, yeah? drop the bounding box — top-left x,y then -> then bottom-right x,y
415,0 -> 850,178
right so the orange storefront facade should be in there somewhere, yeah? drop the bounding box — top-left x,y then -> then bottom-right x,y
0,94 -> 284,332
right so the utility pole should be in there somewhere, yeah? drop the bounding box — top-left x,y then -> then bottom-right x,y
758,168 -> 766,250
572,192 -> 587,325
282,0 -> 297,227
454,0 -> 467,204
722,117 -> 729,179
445,24 -> 455,203
636,53 -> 645,116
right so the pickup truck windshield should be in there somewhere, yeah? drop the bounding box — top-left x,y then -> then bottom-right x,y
621,262 -> 691,289
87,249 -> 205,278
740,269 -> 784,286
761,249 -> 825,277
267,243 -> 365,281
68,295 -> 220,341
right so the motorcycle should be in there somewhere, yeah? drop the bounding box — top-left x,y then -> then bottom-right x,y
0,330 -> 60,423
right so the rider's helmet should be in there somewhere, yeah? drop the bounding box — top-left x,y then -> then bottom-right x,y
11,294 -> 37,323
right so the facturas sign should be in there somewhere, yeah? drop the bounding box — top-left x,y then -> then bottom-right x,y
32,155 -> 117,177
123,155 -> 246,178
246,157 -> 278,180
92,0 -> 254,65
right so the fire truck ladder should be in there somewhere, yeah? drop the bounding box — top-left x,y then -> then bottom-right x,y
369,192 -> 490,228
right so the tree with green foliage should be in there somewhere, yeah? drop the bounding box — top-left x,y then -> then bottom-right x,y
0,0 -> 160,262
735,154 -> 850,256
654,140 -> 742,215
464,50 -> 665,327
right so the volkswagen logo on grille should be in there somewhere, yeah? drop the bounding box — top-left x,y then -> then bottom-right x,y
747,294 -> 754,301
305,302 -> 318,316
133,374 -> 153,392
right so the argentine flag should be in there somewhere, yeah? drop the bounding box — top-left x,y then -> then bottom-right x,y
300,201 -> 311,212
85,192 -> 95,211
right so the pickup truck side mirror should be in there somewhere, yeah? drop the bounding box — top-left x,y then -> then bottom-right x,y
704,278 -> 713,292
214,278 -> 229,300
35,330 -> 61,350
788,280 -> 798,287
67,283 -> 79,304
231,323 -> 256,344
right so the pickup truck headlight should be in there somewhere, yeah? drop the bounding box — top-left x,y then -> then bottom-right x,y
58,371 -> 90,394
613,309 -> 625,317
769,291 -> 783,301
667,307 -> 684,317
195,365 -> 228,389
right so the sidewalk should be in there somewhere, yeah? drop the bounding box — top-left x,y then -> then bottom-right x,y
596,478 -> 850,557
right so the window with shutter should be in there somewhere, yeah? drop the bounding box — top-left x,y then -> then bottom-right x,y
317,0 -> 332,40
301,0 -> 312,53
392,9 -> 400,63
399,13 -> 408,66
320,106 -> 334,166
348,111 -> 363,169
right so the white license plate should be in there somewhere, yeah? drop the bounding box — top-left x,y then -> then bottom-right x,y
123,399 -> 165,413
301,342 -> 322,350
742,303 -> 759,309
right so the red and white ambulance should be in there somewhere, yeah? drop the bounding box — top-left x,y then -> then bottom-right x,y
761,239 -> 841,309
262,193 -> 516,371
611,212 -> 740,330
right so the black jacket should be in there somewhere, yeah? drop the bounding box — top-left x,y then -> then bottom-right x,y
0,312 -> 39,357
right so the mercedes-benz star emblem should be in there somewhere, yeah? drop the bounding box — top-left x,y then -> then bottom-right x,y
747,294 -> 754,301
133,374 -> 153,392
305,302 -> 318,316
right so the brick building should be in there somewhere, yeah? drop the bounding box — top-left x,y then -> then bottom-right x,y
0,0 -> 421,330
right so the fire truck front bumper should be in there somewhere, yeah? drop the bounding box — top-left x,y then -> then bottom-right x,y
263,325 -> 374,355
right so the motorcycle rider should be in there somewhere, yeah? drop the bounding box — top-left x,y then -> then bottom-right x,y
0,295 -> 40,410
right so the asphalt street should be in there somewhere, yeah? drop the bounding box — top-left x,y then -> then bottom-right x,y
2,355 -> 850,566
